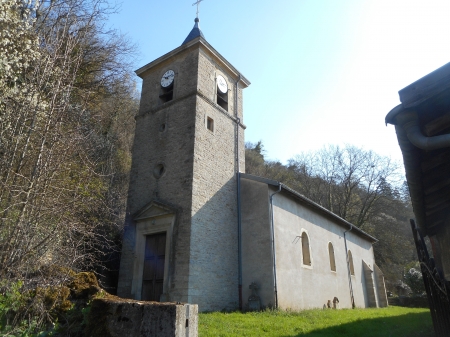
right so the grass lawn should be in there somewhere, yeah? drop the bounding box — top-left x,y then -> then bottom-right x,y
199,306 -> 434,337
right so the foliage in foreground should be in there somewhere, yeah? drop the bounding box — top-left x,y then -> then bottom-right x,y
0,0 -> 137,332
199,306 -> 434,337
0,271 -> 111,336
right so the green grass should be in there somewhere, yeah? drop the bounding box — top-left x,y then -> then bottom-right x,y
199,306 -> 434,337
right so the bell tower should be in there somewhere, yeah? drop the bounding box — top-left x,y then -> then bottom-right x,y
117,17 -> 250,311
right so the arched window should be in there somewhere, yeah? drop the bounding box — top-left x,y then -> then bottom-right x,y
216,75 -> 229,111
301,232 -> 311,266
328,242 -> 336,272
348,250 -> 355,276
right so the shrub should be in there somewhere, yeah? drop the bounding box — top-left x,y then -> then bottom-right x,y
0,281 -> 44,336
0,271 -> 105,336
404,267 -> 425,295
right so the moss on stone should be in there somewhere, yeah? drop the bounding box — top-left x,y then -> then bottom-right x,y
68,271 -> 100,299
34,285 -> 71,312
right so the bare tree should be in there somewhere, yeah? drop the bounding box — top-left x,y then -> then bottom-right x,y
246,143 -> 415,292
288,145 -> 401,228
0,0 -> 137,291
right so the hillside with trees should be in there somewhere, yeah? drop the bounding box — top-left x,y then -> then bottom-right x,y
245,141 -> 417,290
0,0 -> 137,333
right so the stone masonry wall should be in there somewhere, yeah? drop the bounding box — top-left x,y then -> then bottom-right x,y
197,49 -> 245,123
187,51 -> 245,311
118,42 -> 247,311
85,299 -> 198,337
117,217 -> 136,298
118,47 -> 201,302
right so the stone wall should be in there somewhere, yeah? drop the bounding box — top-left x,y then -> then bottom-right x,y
241,178 -> 275,309
118,46 -> 200,302
239,176 -> 384,311
362,260 -> 378,307
374,264 -> 388,307
117,219 -> 136,298
187,48 -> 245,311
85,299 -> 198,337
118,40 -> 248,311
272,188 -> 378,310
388,295 -> 429,308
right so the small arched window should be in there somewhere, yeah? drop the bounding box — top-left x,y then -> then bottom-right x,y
216,75 -> 229,111
348,250 -> 355,276
328,242 -> 336,272
301,232 -> 311,266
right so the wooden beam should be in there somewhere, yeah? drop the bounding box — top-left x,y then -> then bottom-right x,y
425,186 -> 450,206
424,177 -> 450,196
421,151 -> 450,172
424,111 -> 450,136
425,202 -> 448,217
426,208 -> 450,230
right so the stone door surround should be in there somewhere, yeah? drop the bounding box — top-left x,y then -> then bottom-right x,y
131,201 -> 176,301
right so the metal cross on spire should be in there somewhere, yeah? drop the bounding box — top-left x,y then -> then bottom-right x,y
192,0 -> 204,19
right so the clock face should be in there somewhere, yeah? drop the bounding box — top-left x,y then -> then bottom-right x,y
217,75 -> 228,94
161,70 -> 175,88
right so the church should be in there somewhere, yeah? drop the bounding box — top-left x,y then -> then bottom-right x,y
116,14 -> 388,312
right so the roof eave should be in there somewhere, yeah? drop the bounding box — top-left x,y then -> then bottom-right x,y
135,37 -> 251,87
240,173 -> 378,243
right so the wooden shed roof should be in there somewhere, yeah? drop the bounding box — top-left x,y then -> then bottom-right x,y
386,62 -> 450,236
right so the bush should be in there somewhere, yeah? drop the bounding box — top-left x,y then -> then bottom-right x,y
404,267 -> 425,295
0,281 -> 44,336
0,271 -> 106,336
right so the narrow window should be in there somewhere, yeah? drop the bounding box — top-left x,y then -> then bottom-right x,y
328,242 -> 336,272
216,75 -> 228,111
159,85 -> 173,103
159,69 -> 175,104
301,232 -> 311,266
217,91 -> 228,111
207,117 -> 214,132
348,250 -> 355,276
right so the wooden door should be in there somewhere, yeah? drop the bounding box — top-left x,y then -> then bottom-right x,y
141,232 -> 166,301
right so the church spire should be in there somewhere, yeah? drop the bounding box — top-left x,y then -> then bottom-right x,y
182,0 -> 206,45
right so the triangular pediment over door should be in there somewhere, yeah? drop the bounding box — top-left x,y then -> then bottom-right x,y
133,199 -> 178,221
131,199 -> 178,301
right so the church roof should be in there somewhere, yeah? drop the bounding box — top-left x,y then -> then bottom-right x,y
182,18 -> 205,45
135,35 -> 250,88
240,173 -> 377,243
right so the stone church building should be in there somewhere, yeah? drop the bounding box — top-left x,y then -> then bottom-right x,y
117,18 -> 388,312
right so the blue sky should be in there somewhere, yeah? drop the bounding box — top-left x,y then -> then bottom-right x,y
107,0 -> 450,166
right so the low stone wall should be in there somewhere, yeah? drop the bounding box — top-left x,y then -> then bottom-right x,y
388,295 -> 429,308
85,298 -> 198,337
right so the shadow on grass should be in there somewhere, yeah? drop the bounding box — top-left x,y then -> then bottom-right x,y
282,312 -> 434,337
